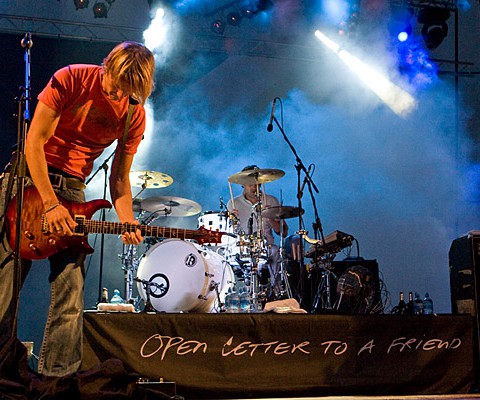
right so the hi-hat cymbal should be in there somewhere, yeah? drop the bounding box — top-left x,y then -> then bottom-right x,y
228,168 -> 285,185
129,170 -> 173,189
262,206 -> 304,220
141,196 -> 202,217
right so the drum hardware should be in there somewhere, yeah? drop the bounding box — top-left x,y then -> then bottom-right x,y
133,277 -> 160,312
141,195 -> 202,217
119,244 -> 139,305
226,168 -> 287,311
210,280 -> 226,312
261,206 -> 305,300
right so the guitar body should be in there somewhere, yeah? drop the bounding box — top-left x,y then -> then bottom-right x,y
5,186 -> 112,260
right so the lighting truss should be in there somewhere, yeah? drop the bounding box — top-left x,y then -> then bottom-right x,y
390,0 -> 458,11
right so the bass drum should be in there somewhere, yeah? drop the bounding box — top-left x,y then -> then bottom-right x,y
136,239 -> 234,313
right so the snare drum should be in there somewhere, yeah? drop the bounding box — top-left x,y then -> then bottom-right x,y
197,211 -> 235,245
136,239 -> 234,312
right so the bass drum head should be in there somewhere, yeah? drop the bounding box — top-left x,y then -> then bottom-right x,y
136,238 -> 229,313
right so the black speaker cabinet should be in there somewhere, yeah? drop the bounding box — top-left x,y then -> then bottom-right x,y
449,231 -> 480,385
301,257 -> 383,314
449,232 -> 480,316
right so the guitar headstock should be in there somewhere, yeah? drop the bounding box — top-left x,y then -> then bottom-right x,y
196,226 -> 227,245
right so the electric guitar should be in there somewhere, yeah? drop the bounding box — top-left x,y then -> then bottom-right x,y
5,186 -> 225,260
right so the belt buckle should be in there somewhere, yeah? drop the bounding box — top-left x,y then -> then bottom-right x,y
49,173 -> 63,189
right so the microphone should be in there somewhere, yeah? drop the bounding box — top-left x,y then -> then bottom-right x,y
129,96 -> 139,105
266,98 -> 277,132
20,32 -> 33,49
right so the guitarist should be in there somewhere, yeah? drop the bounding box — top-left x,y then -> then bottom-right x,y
0,42 -> 155,377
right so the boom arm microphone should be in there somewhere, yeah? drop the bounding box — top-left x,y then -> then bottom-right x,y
266,98 -> 277,132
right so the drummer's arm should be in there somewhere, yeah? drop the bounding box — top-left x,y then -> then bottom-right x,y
270,218 -> 288,237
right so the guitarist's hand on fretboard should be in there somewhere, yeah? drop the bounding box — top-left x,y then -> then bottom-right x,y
121,220 -> 143,245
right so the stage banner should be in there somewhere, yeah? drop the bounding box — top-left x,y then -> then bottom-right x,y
82,312 -> 475,398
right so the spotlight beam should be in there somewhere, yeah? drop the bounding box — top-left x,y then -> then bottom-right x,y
315,30 -> 417,117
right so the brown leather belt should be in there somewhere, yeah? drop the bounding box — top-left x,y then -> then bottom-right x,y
47,172 -> 86,191
1,164 -> 86,191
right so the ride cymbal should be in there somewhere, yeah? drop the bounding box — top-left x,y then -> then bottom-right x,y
262,206 -> 304,220
228,168 -> 285,185
129,170 -> 173,189
141,196 -> 202,217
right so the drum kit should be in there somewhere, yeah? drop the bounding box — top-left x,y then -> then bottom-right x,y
120,168 -> 304,313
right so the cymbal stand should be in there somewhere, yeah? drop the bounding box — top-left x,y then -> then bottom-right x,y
120,244 -> 138,304
120,211 -> 160,304
277,218 -> 292,299
248,183 -> 266,312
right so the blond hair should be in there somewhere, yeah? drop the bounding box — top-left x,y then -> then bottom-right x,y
103,41 -> 155,105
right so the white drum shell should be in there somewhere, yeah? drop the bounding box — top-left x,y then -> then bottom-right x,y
136,239 -> 233,313
197,211 -> 235,245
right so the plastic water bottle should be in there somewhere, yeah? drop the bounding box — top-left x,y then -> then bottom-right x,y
413,292 -> 424,315
230,288 -> 240,313
239,286 -> 250,313
110,289 -> 124,304
423,292 -> 434,315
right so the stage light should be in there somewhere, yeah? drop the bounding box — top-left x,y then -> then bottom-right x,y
211,19 -> 225,35
397,23 -> 412,42
227,11 -> 242,26
74,0 -> 89,10
239,2 -> 255,19
389,6 -> 414,43
417,7 -> 450,50
93,1 -> 108,17
314,30 -> 417,117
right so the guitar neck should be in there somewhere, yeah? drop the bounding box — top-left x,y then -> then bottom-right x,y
83,220 -> 199,240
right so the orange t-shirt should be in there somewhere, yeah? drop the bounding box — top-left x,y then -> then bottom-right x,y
37,64 -> 145,181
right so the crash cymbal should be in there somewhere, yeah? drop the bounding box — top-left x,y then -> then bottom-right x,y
141,196 -> 202,217
129,170 -> 173,189
262,206 -> 304,220
228,168 -> 285,185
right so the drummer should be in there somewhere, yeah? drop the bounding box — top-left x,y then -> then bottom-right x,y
227,165 -> 288,289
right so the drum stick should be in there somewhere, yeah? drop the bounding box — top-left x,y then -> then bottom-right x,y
228,181 -> 235,210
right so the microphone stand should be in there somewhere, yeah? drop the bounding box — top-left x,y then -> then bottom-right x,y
86,150 -> 115,304
270,114 -> 326,310
11,33 -> 33,338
